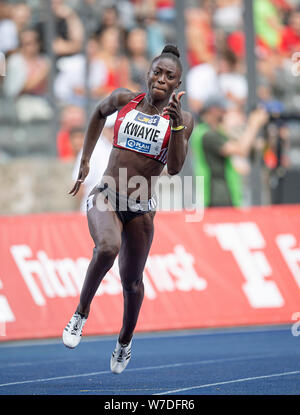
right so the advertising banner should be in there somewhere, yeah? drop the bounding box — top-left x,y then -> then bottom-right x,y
1,205 -> 300,341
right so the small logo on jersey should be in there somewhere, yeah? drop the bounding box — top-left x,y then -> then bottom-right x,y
134,112 -> 160,126
126,138 -> 151,153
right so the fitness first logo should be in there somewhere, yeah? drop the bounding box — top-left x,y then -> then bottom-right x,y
0,52 -> 6,77
134,112 -> 160,126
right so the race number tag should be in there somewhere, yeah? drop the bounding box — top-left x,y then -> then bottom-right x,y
117,110 -> 169,156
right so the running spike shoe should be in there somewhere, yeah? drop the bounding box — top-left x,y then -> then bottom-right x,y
62,312 -> 87,349
110,339 -> 132,374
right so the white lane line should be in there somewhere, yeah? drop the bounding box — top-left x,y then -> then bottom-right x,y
0,370 -> 110,388
0,352 -> 287,388
0,357 -> 81,368
155,370 -> 300,395
0,359 -> 230,388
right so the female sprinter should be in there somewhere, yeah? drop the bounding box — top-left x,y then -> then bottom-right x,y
63,45 -> 194,374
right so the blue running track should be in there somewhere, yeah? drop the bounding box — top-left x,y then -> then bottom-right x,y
0,325 -> 299,395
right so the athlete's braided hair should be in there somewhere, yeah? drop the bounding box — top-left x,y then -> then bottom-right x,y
152,44 -> 182,74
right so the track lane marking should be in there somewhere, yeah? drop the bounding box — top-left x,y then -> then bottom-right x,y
155,370 -> 300,395
0,352 -> 293,388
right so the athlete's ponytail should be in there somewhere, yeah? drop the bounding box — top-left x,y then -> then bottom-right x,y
152,44 -> 182,73
161,44 -> 180,59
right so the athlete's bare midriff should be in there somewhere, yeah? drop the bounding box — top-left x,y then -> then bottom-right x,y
102,146 -> 165,199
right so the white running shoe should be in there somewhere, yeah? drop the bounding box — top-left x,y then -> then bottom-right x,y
63,312 -> 87,349
110,339 -> 132,374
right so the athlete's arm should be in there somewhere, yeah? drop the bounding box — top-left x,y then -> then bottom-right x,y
163,91 -> 194,175
69,88 -> 137,196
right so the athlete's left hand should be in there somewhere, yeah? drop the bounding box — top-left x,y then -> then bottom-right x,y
69,160 -> 90,196
162,91 -> 186,127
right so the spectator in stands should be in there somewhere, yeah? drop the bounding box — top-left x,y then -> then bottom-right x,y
3,29 -> 52,122
36,0 -> 84,59
186,60 -> 221,115
185,6 -> 215,67
0,1 -> 32,55
217,49 -> 247,110
226,0 -> 287,58
56,105 -> 86,160
213,0 -> 242,33
116,0 -> 137,31
254,0 -> 283,51
186,48 -> 247,115
94,26 -> 131,95
88,1 -> 135,34
96,4 -> 119,31
136,6 -> 166,58
155,0 -> 175,24
52,0 -> 83,58
122,26 -> 149,92
280,7 -> 300,57
95,3 -> 126,47
11,2 -> 32,38
190,95 -> 268,207
54,34 -> 109,106
69,126 -> 86,158
0,1 -> 18,55
255,50 -> 295,110
227,29 -> 245,58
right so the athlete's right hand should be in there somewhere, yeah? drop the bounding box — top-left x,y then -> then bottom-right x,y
69,161 -> 90,196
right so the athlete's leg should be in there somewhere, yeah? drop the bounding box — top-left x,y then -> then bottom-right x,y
76,192 -> 123,317
117,212 -> 155,344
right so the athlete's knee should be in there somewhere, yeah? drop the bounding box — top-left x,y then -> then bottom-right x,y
93,240 -> 120,264
122,277 -> 144,294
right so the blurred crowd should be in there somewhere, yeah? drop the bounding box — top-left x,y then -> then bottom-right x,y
1,0 -> 300,206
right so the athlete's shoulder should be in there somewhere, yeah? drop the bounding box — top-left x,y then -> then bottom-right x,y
110,88 -> 143,111
97,89 -> 143,118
